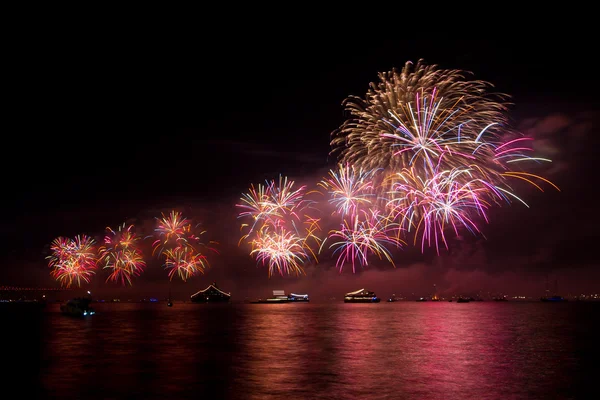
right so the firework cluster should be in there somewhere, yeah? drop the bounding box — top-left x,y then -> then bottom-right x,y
237,60 -> 558,276
152,211 -> 218,282
47,212 -> 217,287
98,224 -> 145,286
48,60 -> 558,284
236,176 -> 321,277
47,235 -> 97,288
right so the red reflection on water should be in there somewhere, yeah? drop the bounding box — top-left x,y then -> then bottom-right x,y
231,305 -> 312,396
332,303 -> 401,396
408,302 -> 497,396
25,301 -> 590,399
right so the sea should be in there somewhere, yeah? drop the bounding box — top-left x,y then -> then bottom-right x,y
4,301 -> 599,399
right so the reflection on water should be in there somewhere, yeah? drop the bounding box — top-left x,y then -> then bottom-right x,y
4,301 -> 598,399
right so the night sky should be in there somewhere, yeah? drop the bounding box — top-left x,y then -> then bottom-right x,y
3,37 -> 599,300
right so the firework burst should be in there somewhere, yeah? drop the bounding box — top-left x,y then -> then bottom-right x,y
163,247 -> 208,282
249,226 -> 310,277
47,235 -> 97,288
318,163 -> 376,218
327,59 -> 558,253
150,210 -> 217,281
237,175 -> 308,234
386,167 -> 500,253
237,176 -> 320,276
152,211 -> 193,256
320,209 -> 404,273
330,59 -> 511,181
98,224 -> 146,286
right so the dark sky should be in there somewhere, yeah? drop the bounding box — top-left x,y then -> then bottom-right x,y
3,36 -> 599,299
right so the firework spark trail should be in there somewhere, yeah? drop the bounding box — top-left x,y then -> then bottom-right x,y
327,59 -> 558,252
330,60 -> 557,190
237,176 -> 321,276
268,175 -> 308,219
237,175 -> 308,232
163,247 -> 208,282
98,224 -> 146,286
150,210 -> 218,281
318,163 -> 375,218
385,167 -> 500,252
249,226 -> 309,277
237,182 -> 281,233
151,210 -> 194,256
330,59 -> 511,182
47,235 -> 97,288
319,209 -> 404,273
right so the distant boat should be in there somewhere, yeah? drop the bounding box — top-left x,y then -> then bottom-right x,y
167,289 -> 173,307
416,297 -> 428,302
388,293 -> 401,302
344,289 -> 380,303
541,277 -> 567,302
61,297 -> 95,317
541,295 -> 567,302
250,290 -> 309,304
190,283 -> 231,303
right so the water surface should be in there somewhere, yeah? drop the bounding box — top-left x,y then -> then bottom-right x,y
5,301 -> 599,399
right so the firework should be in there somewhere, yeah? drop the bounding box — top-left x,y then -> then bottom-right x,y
47,235 -> 97,288
268,175 -> 307,217
237,182 -> 280,231
249,226 -> 309,277
98,224 -> 146,286
151,210 -> 217,280
319,210 -> 404,273
318,163 -> 375,218
152,211 -> 193,256
237,176 -> 321,276
328,59 -> 559,197
386,167 -> 499,253
163,247 -> 208,282
237,175 -> 308,233
330,59 -> 511,181
328,59 -> 558,252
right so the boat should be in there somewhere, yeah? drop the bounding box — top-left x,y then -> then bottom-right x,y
60,297 -> 95,317
190,282 -> 231,303
540,277 -> 567,302
541,295 -> 568,302
344,289 -> 380,303
251,290 -> 309,304
388,293 -> 401,302
167,289 -> 173,307
431,285 -> 440,301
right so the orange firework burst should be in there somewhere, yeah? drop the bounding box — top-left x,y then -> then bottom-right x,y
98,223 -> 146,286
47,235 -> 97,288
